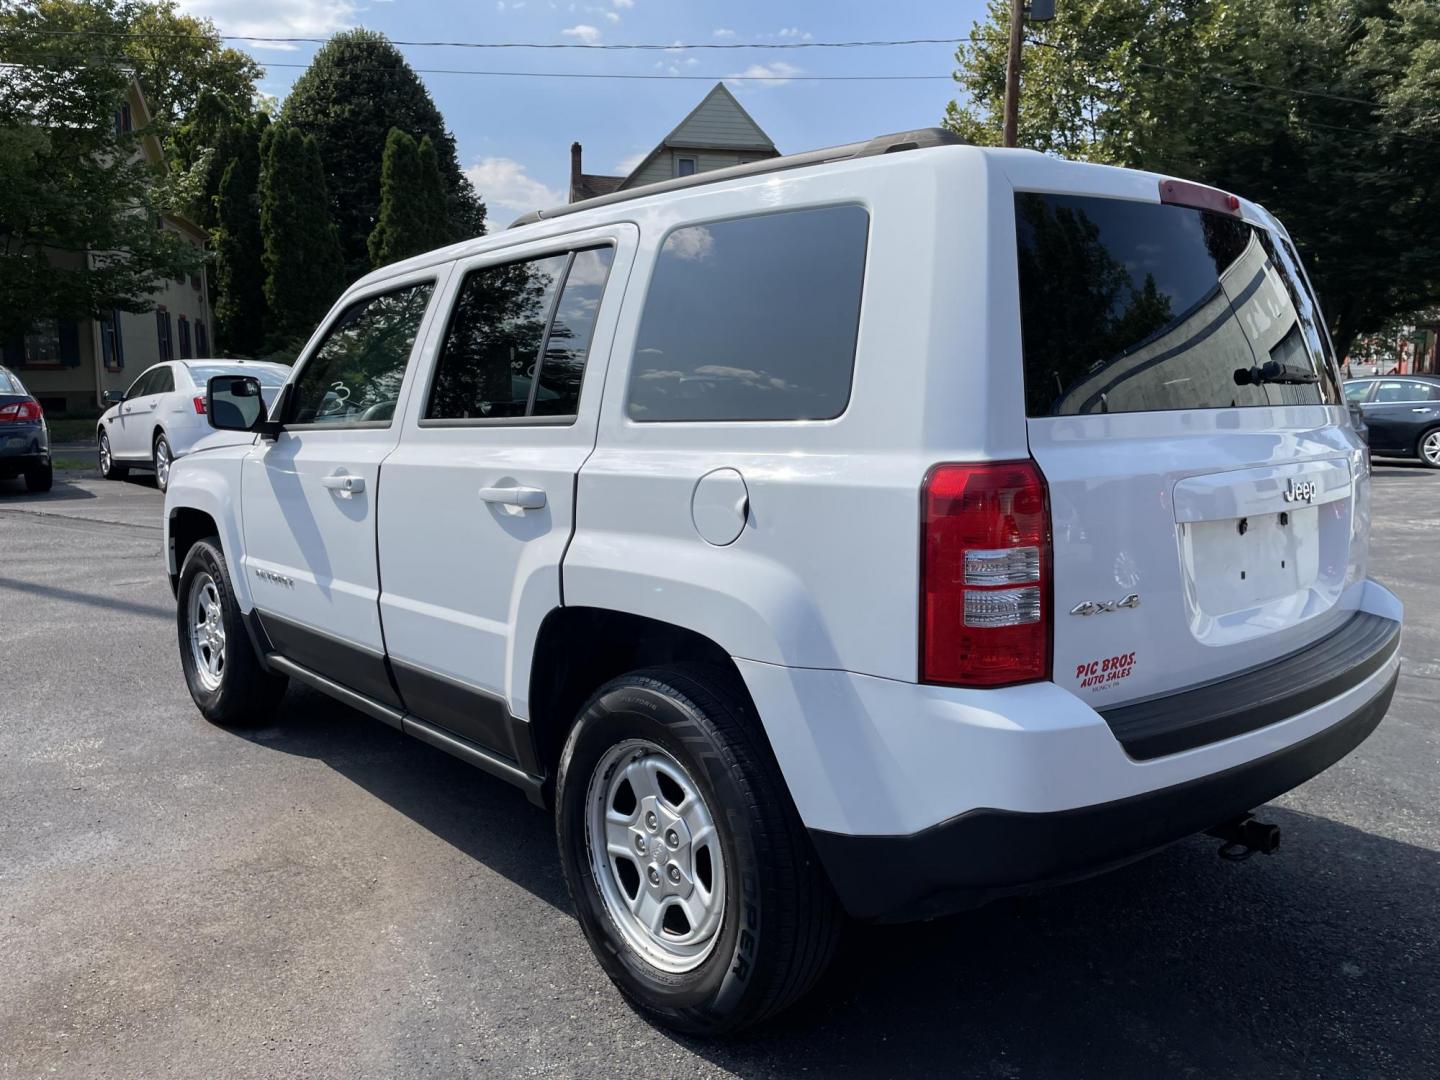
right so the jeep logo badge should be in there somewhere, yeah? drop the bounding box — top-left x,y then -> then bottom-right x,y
1284,478 -> 1317,504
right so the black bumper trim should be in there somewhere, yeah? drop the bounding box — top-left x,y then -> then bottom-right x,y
1100,610 -> 1400,760
810,668 -> 1396,922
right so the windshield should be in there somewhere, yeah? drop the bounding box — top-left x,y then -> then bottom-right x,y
1015,193 -> 1341,416
187,363 -> 289,388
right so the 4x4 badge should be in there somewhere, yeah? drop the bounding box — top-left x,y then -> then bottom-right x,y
1284,478 -> 1316,503
1070,594 -> 1141,617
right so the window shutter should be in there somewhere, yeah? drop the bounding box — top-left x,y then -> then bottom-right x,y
114,311 -> 125,369
59,320 -> 81,366
1,335 -> 21,366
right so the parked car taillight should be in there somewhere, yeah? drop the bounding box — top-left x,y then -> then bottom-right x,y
921,460 -> 1052,687
192,396 -> 207,415
0,399 -> 42,423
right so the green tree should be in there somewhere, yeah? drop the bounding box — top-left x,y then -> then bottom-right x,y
0,0 -> 202,341
259,126 -> 344,352
280,28 -> 485,281
946,0 -> 1440,360
416,134 -> 451,251
214,113 -> 268,355
368,128 -> 427,268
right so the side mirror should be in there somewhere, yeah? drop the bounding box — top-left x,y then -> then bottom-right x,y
102,390 -> 124,405
207,375 -> 267,433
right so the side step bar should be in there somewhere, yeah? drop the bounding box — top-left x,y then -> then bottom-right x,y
267,653 -> 546,806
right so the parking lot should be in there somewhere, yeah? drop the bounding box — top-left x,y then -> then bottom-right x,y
1,460 -> 1437,1080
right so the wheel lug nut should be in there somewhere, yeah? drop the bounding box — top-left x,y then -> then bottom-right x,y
647,867 -> 661,886
634,835 -> 646,854
665,829 -> 679,848
667,865 -> 681,883
645,811 -> 658,831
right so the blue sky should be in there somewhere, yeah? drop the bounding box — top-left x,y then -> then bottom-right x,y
180,0 -> 989,221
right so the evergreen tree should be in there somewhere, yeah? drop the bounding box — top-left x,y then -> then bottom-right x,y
213,114 -> 268,356
416,135 -> 451,252
260,127 -> 345,353
280,29 -> 485,281
368,128 -> 428,268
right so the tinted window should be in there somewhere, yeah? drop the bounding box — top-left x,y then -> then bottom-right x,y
1343,381 -> 1373,403
1375,380 -> 1440,403
288,283 -> 433,426
1015,194 -> 1340,416
426,247 -> 613,421
149,366 -> 175,395
627,205 -> 869,422
126,367 -> 159,398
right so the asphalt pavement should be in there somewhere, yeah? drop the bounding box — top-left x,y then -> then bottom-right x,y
1,462 -> 1437,1079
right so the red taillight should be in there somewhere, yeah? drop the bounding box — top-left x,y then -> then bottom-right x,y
921,460 -> 1052,688
0,399 -> 42,423
1159,178 -> 1241,216
192,396 -> 207,415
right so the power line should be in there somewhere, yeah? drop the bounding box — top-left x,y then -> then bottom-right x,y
0,28 -> 981,51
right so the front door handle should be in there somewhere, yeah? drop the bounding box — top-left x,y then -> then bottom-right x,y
1411,407 -> 1433,413
320,473 -> 365,498
479,485 -> 546,510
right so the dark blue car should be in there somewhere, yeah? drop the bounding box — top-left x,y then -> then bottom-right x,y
1344,375 -> 1440,468
0,365 -> 53,492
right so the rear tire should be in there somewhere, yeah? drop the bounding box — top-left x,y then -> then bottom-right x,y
98,431 -> 127,480
177,538 -> 288,726
556,664 -> 842,1034
1418,427 -> 1440,469
153,432 -> 172,492
23,462 -> 53,493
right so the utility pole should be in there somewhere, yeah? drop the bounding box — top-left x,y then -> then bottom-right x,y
1002,0 -> 1026,147
1002,0 -> 1054,148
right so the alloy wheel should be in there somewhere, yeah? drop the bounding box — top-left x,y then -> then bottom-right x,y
99,434 -> 111,475
1423,431 -> 1440,467
585,738 -> 727,974
154,438 -> 171,490
187,572 -> 226,692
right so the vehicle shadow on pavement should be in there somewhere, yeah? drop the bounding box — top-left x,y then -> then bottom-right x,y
242,687 -> 1438,1078
691,808 -> 1440,1079
0,475 -> 98,502
245,684 -> 574,912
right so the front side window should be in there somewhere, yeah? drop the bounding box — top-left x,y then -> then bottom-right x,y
1015,193 -> 1341,416
627,205 -> 870,422
426,246 -> 615,421
287,282 -> 434,426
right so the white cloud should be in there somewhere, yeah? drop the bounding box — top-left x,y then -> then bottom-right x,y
612,0 -> 634,8
561,23 -> 602,43
663,226 -> 714,261
727,61 -> 801,88
604,11 -> 619,22
712,28 -> 735,38
776,27 -> 813,40
614,150 -> 648,174
464,157 -> 565,215
177,0 -> 357,51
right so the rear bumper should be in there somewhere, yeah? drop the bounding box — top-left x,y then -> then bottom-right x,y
810,664 -> 1396,920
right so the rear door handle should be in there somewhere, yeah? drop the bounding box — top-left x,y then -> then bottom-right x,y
320,473 -> 365,498
479,485 -> 546,510
1411,407 -> 1433,413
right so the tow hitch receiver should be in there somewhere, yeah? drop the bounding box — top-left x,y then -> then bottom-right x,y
1206,813 -> 1282,862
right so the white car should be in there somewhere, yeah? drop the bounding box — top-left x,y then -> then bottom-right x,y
98,359 -> 289,490
163,131 -> 1401,1033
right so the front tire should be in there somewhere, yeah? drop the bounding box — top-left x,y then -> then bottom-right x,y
153,432 -> 173,492
98,431 -> 127,480
556,665 -> 841,1034
177,538 -> 288,726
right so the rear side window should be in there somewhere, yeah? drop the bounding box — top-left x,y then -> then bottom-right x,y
1015,193 -> 1340,416
149,366 -> 175,395
0,369 -> 23,394
426,246 -> 614,422
627,205 -> 868,422
288,282 -> 434,426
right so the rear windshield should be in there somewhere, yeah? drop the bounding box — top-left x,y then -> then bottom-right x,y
1015,193 -> 1340,417
0,368 -> 24,395
187,363 -> 288,388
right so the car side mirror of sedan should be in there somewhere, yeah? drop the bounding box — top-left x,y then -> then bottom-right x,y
207,374 -> 270,433
102,390 -> 124,405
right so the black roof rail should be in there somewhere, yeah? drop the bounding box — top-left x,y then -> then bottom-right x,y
508,126 -> 965,229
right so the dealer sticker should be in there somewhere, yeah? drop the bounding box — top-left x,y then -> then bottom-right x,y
1076,651 -> 1136,691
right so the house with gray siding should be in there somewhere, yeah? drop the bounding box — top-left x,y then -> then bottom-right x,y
569,83 -> 780,202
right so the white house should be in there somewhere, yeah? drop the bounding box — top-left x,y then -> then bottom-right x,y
3,78 -> 213,415
569,83 -> 780,203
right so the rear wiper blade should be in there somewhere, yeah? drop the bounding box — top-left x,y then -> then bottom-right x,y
1233,360 -> 1320,386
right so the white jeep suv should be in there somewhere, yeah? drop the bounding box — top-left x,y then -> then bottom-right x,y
164,130 -> 1402,1034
